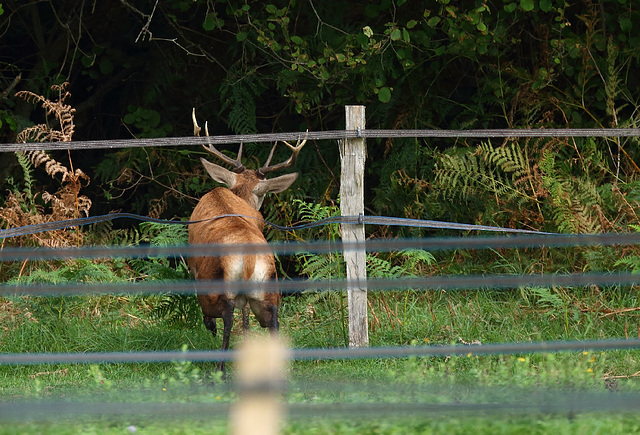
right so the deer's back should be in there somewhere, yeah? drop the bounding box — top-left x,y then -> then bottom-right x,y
188,187 -> 274,282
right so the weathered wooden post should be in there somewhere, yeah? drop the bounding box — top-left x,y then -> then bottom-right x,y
340,105 -> 369,347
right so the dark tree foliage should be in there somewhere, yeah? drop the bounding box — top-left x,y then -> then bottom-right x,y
1,0 -> 639,236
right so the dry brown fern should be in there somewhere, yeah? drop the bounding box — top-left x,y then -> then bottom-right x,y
42,186 -> 92,219
1,83 -> 91,248
0,191 -> 83,248
15,82 -> 75,143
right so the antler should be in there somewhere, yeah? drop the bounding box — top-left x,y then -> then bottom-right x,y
192,108 -> 245,173
258,130 -> 309,177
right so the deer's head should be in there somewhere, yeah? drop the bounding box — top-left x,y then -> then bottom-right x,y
192,109 -> 307,210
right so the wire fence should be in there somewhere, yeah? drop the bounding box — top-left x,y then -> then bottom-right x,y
3,338 -> 640,365
3,127 -> 639,151
2,270 -> 640,298
2,127 -> 640,424
3,385 -> 640,422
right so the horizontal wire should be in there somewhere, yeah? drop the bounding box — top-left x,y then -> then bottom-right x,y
3,128 -> 640,151
4,390 -> 640,421
0,212 -> 555,239
2,272 -> 640,297
288,393 -> 640,417
2,338 -> 639,365
0,401 -> 229,420
2,272 -> 639,301
5,387 -> 640,421
0,232 -> 639,261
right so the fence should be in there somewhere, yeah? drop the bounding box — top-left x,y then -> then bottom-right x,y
2,111 -> 640,430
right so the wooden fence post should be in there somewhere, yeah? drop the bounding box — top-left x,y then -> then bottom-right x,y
230,336 -> 289,435
340,105 -> 369,348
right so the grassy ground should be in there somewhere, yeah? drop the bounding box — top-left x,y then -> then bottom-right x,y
1,283 -> 640,433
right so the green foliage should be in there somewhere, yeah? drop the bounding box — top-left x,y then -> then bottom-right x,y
152,293 -> 202,327
521,286 -> 566,313
123,106 -> 173,138
219,65 -> 265,135
293,198 -> 341,241
538,148 -> 606,234
9,151 -> 36,208
434,140 -> 536,206
3,0 -> 640,247
293,198 -> 343,280
0,109 -> 16,134
113,222 -> 200,327
292,199 -> 435,280
9,259 -> 122,285
123,222 -> 190,281
140,221 -> 189,247
614,225 -> 640,273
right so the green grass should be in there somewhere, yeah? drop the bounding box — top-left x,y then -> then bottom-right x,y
1,285 -> 640,433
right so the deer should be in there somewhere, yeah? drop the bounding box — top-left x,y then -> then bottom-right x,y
188,108 -> 307,374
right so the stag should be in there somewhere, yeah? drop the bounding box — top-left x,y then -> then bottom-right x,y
188,109 -> 306,374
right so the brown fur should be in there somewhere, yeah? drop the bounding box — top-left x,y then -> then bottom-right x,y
188,186 -> 280,374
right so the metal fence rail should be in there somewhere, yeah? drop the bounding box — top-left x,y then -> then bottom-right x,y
2,338 -> 640,365
3,387 -> 640,421
2,127 -> 639,152
1,231 -> 640,261
1,271 -> 639,298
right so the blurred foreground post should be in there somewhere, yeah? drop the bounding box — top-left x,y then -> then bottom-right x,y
231,336 -> 289,435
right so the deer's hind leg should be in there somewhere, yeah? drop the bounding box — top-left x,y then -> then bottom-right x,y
197,293 -> 235,375
217,298 -> 235,376
242,305 -> 250,333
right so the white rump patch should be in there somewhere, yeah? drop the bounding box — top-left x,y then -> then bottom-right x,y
227,256 -> 244,281
250,259 -> 270,282
248,259 -> 270,300
225,256 -> 244,299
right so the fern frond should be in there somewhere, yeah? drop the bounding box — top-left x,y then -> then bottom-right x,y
397,249 -> 436,276
482,141 -> 531,181
14,90 -> 45,105
291,198 -> 341,241
366,253 -> 404,279
26,150 -> 71,181
15,152 -> 35,202
16,125 -> 55,143
220,66 -> 265,135
297,252 -> 344,281
152,294 -> 201,327
138,222 -> 189,246
433,151 -> 487,199
110,228 -> 142,246
540,150 -> 604,234
16,82 -> 75,143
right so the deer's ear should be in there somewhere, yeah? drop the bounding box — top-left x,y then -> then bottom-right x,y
254,172 -> 299,196
200,158 -> 238,188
